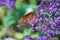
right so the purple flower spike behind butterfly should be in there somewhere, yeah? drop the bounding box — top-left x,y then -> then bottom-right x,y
0,0 -> 5,6
5,0 -> 16,10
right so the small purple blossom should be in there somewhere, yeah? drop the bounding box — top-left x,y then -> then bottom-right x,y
41,25 -> 48,32
38,18 -> 42,22
44,30 -> 54,36
55,17 -> 60,23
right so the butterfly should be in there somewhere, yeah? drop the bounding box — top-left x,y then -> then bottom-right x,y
13,12 -> 36,32
19,12 -> 36,24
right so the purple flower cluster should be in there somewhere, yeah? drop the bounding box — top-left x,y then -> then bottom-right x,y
5,0 -> 16,10
24,36 -> 47,40
24,0 -> 60,39
29,0 -> 60,38
0,0 -> 5,6
38,0 -> 60,16
36,36 -> 48,40
24,36 -> 58,40
0,0 -> 16,10
44,30 -> 54,36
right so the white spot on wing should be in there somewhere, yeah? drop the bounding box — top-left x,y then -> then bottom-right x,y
25,8 -> 33,15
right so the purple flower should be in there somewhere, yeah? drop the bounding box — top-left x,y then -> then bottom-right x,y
36,36 -> 42,40
24,37 -> 30,40
34,17 -> 39,23
49,7 -> 53,11
41,25 -> 48,32
48,20 -> 53,25
44,30 -> 54,36
36,36 -> 48,40
35,25 -> 41,30
48,7 -> 58,16
56,27 -> 60,31
55,17 -> 60,22
0,0 -> 5,6
47,0 -> 53,2
39,9 -> 44,15
28,0 -> 60,39
40,9 -> 44,13
5,0 -> 16,10
50,22 -> 57,28
38,18 -> 42,22
42,37 -> 48,40
55,30 -> 60,35
35,26 -> 39,30
56,2 -> 59,7
29,20 -> 35,27
24,36 -> 34,40
52,37 -> 58,40
44,17 -> 53,25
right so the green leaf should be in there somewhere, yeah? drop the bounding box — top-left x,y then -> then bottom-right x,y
15,0 -> 24,10
24,27 -> 31,36
39,30 -> 46,37
15,0 -> 38,19
0,25 -> 3,31
3,11 -> 18,28
29,0 -> 37,5
31,32 -> 39,38
15,2 -> 28,18
14,32 -> 24,39
0,6 -> 6,19
0,31 -> 4,38
39,33 -> 45,37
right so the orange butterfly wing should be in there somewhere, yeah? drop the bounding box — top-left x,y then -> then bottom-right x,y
20,12 -> 36,24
